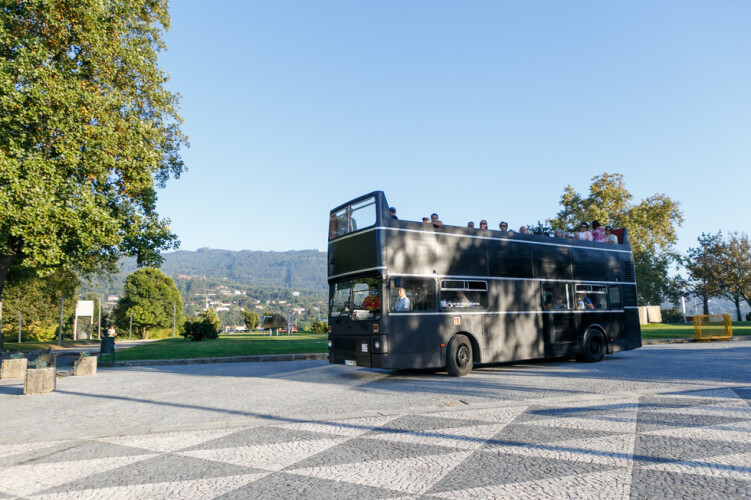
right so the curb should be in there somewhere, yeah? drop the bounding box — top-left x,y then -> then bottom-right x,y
643,336 -> 750,345
111,352 -> 329,367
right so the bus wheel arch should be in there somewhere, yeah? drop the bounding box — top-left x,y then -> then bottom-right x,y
577,326 -> 606,363
446,333 -> 474,377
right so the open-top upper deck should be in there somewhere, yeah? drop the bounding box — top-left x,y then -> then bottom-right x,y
328,191 -> 635,285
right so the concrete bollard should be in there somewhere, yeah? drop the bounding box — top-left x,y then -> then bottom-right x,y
1,358 -> 28,379
24,367 -> 56,395
73,356 -> 97,376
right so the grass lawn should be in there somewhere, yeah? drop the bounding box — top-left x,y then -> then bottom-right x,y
111,332 -> 329,361
641,321 -> 751,339
3,339 -> 101,353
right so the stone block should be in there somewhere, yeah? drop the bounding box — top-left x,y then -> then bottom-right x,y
24,367 -> 56,395
1,358 -> 28,379
74,356 -> 97,376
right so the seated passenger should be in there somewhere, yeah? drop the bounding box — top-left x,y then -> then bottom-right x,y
575,293 -> 594,310
430,213 -> 443,227
362,291 -> 381,311
422,217 -> 430,223
499,221 -> 509,232
554,296 -> 568,309
455,290 -> 471,307
390,207 -> 398,220
479,220 -> 488,230
591,220 -> 606,242
393,287 -> 410,311
605,225 -> 618,244
543,296 -> 553,310
554,229 -> 564,238
576,222 -> 593,241
519,226 -> 529,234
467,221 -> 474,228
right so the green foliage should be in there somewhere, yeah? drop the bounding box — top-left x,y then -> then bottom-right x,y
548,173 -> 683,304
660,307 -> 685,323
530,221 -> 552,236
200,307 -> 221,332
0,0 -> 187,319
311,320 -> 328,334
181,319 -> 218,341
241,309 -> 260,330
0,267 -> 78,341
113,268 -> 183,339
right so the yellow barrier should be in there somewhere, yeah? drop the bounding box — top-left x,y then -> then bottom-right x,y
693,314 -> 733,341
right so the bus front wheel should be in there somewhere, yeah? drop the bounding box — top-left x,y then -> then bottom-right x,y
446,334 -> 473,377
577,329 -> 606,363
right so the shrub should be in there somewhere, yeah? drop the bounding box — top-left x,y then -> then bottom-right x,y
661,307 -> 685,323
311,320 -> 328,334
181,319 -> 219,341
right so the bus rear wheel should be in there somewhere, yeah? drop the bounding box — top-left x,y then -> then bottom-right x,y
577,329 -> 606,363
446,334 -> 473,377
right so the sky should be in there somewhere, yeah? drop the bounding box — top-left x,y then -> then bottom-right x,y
154,0 -> 751,257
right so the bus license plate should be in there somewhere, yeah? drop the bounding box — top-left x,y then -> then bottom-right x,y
344,360 -> 357,366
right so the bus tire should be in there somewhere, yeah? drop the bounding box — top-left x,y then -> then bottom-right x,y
446,334 -> 473,377
578,329 -> 606,363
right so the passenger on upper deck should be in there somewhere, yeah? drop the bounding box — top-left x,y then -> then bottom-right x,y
591,220 -> 606,242
390,207 -> 398,220
576,222 -> 593,241
519,226 -> 529,234
554,229 -> 564,238
479,220 -> 488,229
605,225 -> 618,244
430,213 -> 443,227
422,217 -> 430,223
467,221 -> 474,228
499,221 -> 511,233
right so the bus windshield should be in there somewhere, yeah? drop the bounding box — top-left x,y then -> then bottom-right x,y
329,196 -> 377,240
330,276 -> 382,320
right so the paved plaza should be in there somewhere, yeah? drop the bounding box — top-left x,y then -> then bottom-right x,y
1,342 -> 750,499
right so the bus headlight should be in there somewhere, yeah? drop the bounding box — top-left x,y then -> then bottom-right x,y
374,340 -> 380,350
328,340 -> 332,349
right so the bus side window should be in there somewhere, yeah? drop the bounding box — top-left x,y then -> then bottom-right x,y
542,282 -> 569,310
390,278 -> 436,312
609,286 -> 622,309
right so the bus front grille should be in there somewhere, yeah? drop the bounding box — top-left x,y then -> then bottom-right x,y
332,337 -> 357,352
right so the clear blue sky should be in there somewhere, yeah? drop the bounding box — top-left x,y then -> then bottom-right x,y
154,1 -> 751,256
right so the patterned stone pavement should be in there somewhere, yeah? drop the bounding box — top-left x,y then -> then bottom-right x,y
1,386 -> 750,498
1,342 -> 750,498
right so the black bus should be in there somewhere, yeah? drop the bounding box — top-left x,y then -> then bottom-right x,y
327,191 -> 641,376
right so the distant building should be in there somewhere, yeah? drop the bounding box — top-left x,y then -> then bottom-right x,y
107,295 -> 119,301
292,292 -> 300,297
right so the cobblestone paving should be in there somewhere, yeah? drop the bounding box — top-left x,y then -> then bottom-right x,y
1,343 -> 750,499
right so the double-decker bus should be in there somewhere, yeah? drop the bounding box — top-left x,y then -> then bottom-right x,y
327,191 -> 641,376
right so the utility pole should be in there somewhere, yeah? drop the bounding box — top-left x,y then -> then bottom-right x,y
172,303 -> 176,337
97,297 -> 102,340
58,298 -> 64,346
18,311 -> 22,343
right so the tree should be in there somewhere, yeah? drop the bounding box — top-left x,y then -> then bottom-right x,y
113,268 -> 183,339
0,267 -> 78,341
684,233 -> 724,315
548,173 -> 683,304
719,233 -> 751,319
241,309 -> 259,330
201,306 -> 221,332
0,0 -> 187,350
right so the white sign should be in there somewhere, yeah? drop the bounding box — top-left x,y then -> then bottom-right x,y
76,300 -> 95,317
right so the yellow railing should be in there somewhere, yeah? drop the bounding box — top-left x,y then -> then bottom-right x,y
693,314 -> 733,341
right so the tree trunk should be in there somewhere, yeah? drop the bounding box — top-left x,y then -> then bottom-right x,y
734,297 -> 742,322
702,294 -> 709,315
0,254 -> 15,352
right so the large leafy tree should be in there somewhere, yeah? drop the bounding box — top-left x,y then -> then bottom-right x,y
0,0 -> 187,349
720,232 -> 751,320
113,268 -> 182,338
684,232 -> 725,315
548,173 -> 683,304
241,309 -> 259,331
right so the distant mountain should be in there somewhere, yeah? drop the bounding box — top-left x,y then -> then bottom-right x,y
82,248 -> 328,297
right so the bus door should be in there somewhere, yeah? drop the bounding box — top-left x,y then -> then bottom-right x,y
541,282 -> 576,353
387,278 -> 438,356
